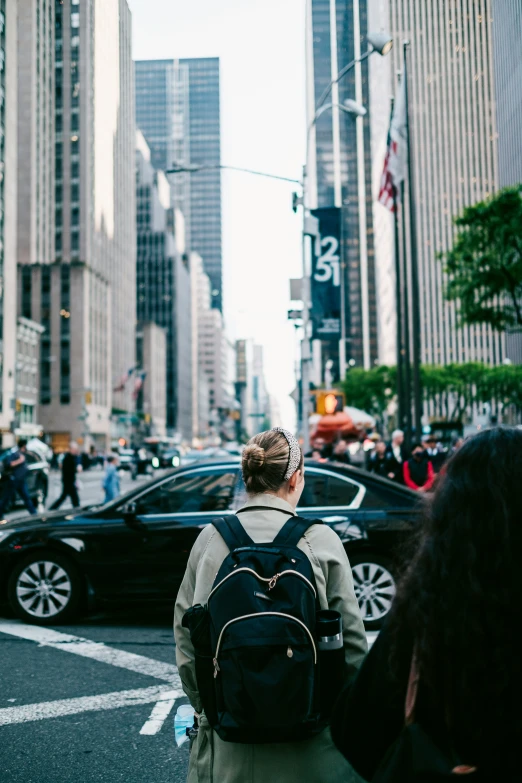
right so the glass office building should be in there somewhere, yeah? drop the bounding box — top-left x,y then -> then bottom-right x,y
306,0 -> 378,371
135,57 -> 223,312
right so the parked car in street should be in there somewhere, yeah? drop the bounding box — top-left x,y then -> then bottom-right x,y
0,459 -> 419,628
0,448 -> 50,512
156,448 -> 181,470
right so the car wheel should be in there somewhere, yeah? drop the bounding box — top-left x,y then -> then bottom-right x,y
349,552 -> 397,630
8,551 -> 82,625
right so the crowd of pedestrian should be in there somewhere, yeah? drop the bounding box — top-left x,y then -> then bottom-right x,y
306,427 -> 462,492
0,438 -> 124,517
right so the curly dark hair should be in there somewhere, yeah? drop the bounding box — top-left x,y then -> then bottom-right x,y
390,427 -> 522,747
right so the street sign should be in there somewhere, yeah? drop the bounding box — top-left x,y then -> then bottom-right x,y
310,207 -> 341,341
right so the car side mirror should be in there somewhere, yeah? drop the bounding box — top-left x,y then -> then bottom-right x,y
121,501 -> 146,531
121,501 -> 137,517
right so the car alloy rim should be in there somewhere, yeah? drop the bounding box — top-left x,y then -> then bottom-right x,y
352,562 -> 396,622
16,561 -> 72,618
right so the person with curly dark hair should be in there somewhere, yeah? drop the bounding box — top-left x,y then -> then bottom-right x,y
331,427 -> 522,781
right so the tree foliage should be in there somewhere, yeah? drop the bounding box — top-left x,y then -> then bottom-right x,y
440,186 -> 522,331
340,363 -> 522,422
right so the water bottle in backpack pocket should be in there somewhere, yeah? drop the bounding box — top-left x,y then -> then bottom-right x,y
183,514 -> 345,745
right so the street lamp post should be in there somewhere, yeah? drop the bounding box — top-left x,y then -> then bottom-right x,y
305,31 -> 392,379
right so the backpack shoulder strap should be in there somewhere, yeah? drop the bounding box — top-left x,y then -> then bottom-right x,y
212,515 -> 255,551
272,515 -> 323,547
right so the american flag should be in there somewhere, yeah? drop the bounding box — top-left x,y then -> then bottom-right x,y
378,77 -> 408,213
378,128 -> 397,212
113,366 -> 135,393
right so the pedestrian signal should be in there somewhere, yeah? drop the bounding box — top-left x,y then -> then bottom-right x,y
312,391 -> 345,415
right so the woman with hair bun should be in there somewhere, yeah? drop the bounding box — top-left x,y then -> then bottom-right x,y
175,428 -> 367,783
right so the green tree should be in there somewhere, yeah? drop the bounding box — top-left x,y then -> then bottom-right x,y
441,186 -> 522,331
341,366 -> 395,420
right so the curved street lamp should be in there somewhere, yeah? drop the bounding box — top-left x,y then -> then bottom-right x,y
315,31 -> 393,110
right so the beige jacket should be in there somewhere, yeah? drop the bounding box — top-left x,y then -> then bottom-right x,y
174,493 -> 368,783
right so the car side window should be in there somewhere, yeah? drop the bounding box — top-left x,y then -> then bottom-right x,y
326,475 -> 361,507
299,471 -> 328,507
136,469 -> 238,515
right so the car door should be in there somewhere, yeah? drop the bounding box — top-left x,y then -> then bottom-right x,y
83,465 -> 240,601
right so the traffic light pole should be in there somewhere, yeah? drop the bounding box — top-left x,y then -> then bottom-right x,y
301,167 -> 312,454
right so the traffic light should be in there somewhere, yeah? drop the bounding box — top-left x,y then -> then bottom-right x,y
15,399 -> 21,413
312,390 -> 345,415
85,391 -> 92,405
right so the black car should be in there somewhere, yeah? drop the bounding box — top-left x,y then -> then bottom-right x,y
0,460 -> 419,628
0,448 -> 50,512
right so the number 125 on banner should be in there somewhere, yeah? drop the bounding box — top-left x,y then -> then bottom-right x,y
310,207 -> 342,341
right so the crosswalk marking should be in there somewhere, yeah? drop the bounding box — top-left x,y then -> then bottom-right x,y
0,685 -> 178,727
0,620 -> 180,686
0,619 -> 378,735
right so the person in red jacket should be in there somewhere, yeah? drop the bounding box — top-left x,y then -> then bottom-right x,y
403,443 -> 435,491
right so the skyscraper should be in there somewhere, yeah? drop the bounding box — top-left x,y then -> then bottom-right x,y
134,59 -> 191,240
19,0 -> 136,449
0,0 -> 18,441
135,57 -> 223,311
306,0 -> 378,372
136,131 -> 192,439
181,57 -> 222,312
17,0 -> 55,267
385,1 -> 507,368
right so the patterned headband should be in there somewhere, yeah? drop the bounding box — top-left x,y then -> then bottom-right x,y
272,427 -> 302,482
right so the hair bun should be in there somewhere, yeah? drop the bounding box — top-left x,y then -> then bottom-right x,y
243,443 -> 266,473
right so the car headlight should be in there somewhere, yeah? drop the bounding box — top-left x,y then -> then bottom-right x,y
0,530 -> 13,545
152,457 -> 160,468
172,456 -> 180,467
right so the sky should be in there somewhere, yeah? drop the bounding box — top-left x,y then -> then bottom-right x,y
128,0 -> 306,430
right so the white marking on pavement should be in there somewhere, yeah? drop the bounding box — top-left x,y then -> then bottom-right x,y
139,692 -> 178,735
0,620 -> 181,687
0,685 -> 180,727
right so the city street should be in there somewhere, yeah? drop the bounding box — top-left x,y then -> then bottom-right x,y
0,607 -> 377,782
4,469 -> 161,523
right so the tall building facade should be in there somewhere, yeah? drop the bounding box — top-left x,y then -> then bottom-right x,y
134,59 -> 191,240
136,132 -> 192,439
0,0 -> 18,441
181,58 -> 222,311
306,0 -> 378,372
17,0 -> 54,267
23,0 -> 136,448
386,1 -> 505,368
491,1 -> 522,365
135,57 -> 223,311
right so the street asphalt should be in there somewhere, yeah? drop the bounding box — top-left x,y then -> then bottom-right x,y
0,606 -> 190,783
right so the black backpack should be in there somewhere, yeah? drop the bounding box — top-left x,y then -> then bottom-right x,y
183,512 -> 328,744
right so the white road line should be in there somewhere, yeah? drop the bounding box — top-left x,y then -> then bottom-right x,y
0,620 -> 180,687
0,685 -> 180,727
139,693 -> 178,735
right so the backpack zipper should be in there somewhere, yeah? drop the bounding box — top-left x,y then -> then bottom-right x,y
208,568 -> 316,603
213,611 -> 318,675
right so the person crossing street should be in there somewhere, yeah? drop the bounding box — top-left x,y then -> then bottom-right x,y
0,439 -> 36,518
50,442 -> 81,510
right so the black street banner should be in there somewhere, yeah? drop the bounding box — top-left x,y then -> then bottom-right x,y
310,207 -> 341,341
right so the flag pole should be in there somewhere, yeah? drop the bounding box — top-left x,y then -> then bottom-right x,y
390,95 -> 405,435
403,40 -> 422,441
400,178 -> 412,447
